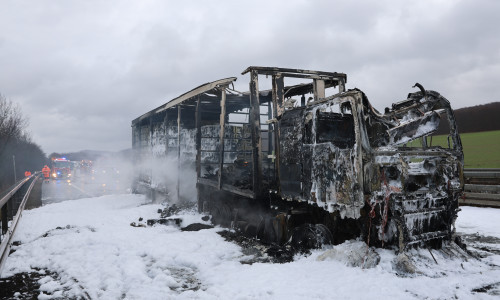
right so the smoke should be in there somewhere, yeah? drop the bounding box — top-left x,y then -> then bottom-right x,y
39,151 -> 197,206
142,154 -> 197,204
71,154 -> 136,198
128,150 -> 197,205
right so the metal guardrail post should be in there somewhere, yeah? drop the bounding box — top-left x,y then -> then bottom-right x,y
0,174 -> 40,276
461,169 -> 500,208
1,205 -> 7,236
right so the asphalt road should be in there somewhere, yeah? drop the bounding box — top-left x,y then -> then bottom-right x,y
41,173 -> 130,204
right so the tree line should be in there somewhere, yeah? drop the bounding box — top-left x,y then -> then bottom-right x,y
453,102 -> 500,134
435,102 -> 500,135
0,94 -> 47,192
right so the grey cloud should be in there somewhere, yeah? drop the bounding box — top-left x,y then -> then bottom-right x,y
0,0 -> 498,154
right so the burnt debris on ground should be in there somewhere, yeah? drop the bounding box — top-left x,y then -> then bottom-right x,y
0,270 -> 45,300
0,268 -> 85,300
459,233 -> 500,259
138,203 -> 215,232
472,282 -> 500,296
217,230 -> 298,264
147,218 -> 182,227
181,223 -> 214,231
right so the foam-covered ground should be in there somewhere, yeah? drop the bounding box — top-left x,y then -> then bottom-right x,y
2,194 -> 499,299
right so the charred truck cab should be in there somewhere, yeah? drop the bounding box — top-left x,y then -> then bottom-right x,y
132,66 -> 464,251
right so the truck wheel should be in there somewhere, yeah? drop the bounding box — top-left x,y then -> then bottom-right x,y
288,223 -> 333,250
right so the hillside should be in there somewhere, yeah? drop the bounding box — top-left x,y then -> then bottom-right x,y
453,102 -> 500,134
48,149 -> 132,162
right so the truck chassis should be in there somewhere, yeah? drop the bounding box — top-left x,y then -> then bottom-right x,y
132,66 -> 464,251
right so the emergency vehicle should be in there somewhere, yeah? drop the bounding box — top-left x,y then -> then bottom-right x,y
51,157 -> 72,179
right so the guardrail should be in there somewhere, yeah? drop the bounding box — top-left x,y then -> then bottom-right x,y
461,168 -> 500,208
0,174 -> 40,276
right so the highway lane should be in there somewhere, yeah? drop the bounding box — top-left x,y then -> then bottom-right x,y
41,173 -> 130,204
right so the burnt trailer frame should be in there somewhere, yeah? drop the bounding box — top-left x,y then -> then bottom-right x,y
132,77 -> 240,201
132,66 -> 464,251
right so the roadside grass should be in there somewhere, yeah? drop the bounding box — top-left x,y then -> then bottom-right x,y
459,130 -> 500,168
430,130 -> 500,168
401,130 -> 500,168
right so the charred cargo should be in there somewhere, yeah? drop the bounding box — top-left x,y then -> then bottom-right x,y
131,66 -> 464,251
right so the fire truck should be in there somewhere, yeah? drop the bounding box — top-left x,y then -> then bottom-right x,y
51,157 -> 73,179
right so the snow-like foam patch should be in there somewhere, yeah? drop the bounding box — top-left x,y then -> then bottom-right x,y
2,196 -> 499,299
316,240 -> 380,268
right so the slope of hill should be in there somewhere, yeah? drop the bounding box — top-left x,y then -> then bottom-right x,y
49,150 -> 111,161
453,102 -> 500,134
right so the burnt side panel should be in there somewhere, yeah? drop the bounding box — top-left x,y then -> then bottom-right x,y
279,109 -> 305,198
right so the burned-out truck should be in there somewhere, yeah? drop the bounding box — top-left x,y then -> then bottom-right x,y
132,66 -> 464,250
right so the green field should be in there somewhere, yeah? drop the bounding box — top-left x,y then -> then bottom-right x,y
432,130 -> 500,168
402,130 -> 500,168
459,130 -> 500,168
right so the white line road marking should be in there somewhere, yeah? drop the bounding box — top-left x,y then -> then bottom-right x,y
69,182 -> 94,198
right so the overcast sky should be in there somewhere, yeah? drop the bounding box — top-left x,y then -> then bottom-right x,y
1,0 -> 498,155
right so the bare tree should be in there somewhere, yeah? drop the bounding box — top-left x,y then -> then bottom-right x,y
0,94 -> 28,145
0,94 -> 46,191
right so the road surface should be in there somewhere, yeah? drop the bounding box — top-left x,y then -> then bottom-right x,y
41,172 -> 130,204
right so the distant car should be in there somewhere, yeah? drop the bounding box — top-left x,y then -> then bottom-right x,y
80,160 -> 93,175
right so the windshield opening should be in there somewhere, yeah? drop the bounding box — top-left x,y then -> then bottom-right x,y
316,106 -> 355,149
54,161 -> 72,168
399,110 -> 454,149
